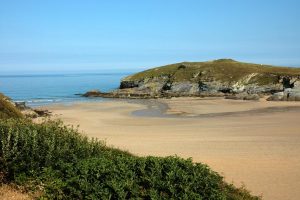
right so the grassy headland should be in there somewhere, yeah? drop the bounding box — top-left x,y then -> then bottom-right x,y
124,59 -> 300,86
80,59 -> 300,100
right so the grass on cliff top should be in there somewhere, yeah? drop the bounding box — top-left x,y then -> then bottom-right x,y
0,93 -> 23,119
124,59 -> 300,85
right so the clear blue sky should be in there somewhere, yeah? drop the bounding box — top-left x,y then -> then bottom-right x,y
0,0 -> 299,72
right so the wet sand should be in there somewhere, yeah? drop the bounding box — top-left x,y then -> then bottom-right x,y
45,97 -> 300,200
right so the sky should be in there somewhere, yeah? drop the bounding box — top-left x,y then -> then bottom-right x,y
0,0 -> 299,73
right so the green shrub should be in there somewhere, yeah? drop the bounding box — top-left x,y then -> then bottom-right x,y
41,157 -> 226,199
0,119 -> 110,179
0,119 -> 260,199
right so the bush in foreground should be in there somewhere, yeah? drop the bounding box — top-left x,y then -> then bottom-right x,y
0,119 -> 260,199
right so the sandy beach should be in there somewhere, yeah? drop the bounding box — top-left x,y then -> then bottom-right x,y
45,97 -> 300,200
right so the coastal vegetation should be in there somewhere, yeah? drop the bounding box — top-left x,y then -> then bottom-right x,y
0,93 -> 260,199
0,93 -> 23,119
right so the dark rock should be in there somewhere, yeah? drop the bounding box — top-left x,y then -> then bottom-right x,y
82,90 -> 102,97
282,77 -> 293,88
177,64 -> 187,70
162,82 -> 172,90
33,109 -> 51,117
218,88 -> 233,94
120,81 -> 139,89
198,81 -> 209,91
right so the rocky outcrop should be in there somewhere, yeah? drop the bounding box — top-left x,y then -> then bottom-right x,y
114,75 -> 298,100
267,79 -> 300,101
84,59 -> 300,100
267,88 -> 300,101
83,89 -> 157,99
120,80 -> 139,89
14,101 -> 51,118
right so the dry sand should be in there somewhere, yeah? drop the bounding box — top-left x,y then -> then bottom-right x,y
45,97 -> 300,200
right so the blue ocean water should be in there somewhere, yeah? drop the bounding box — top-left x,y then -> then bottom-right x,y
0,72 -> 130,107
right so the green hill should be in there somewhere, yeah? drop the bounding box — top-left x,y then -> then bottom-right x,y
82,59 -> 300,99
118,59 -> 300,97
123,59 -> 300,85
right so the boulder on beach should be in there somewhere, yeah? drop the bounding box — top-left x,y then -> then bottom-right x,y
267,88 -> 300,101
225,93 -> 260,101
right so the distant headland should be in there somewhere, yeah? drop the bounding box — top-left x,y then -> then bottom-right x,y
84,59 -> 300,101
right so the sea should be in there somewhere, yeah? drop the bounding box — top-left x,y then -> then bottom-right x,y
0,72 -> 131,107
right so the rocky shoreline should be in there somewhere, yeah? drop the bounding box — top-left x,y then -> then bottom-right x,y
15,101 -> 52,118
83,76 -> 300,101
82,89 -> 227,99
